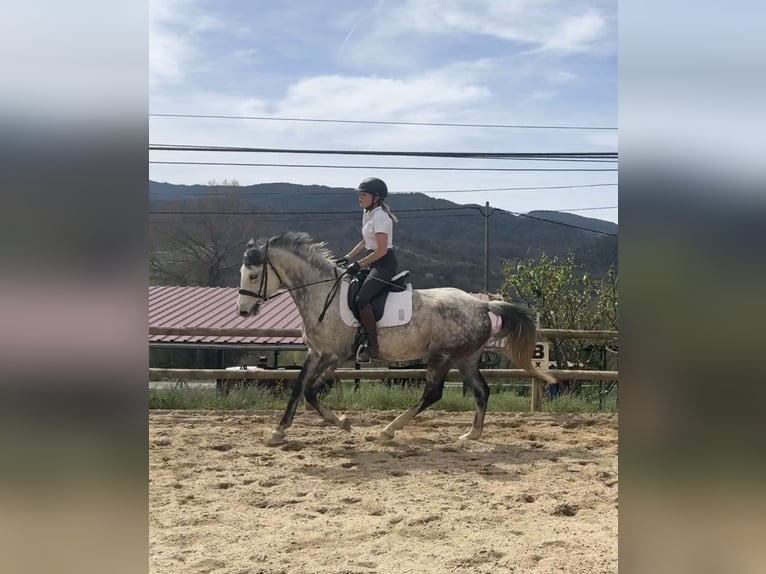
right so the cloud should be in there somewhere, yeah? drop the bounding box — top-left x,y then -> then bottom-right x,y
150,0 -> 231,89
332,0 -> 615,80
548,71 -> 578,84
150,0 -> 196,88
278,71 -> 490,120
380,0 -> 614,52
521,90 -> 560,103
239,71 -> 483,151
149,1 -> 617,222
541,9 -> 606,53
584,131 -> 619,149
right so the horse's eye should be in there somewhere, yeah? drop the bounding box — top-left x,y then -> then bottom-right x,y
249,274 -> 258,280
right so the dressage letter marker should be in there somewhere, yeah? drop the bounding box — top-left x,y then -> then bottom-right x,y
532,342 -> 549,370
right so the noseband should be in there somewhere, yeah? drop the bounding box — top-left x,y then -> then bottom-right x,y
238,241 -> 285,301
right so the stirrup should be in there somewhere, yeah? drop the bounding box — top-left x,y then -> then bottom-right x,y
356,343 -> 372,363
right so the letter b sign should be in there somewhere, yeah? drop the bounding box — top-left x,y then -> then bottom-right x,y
532,342 -> 549,370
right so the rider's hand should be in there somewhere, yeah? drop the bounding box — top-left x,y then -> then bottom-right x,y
346,261 -> 361,275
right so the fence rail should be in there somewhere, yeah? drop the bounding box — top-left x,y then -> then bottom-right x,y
148,327 -> 618,411
149,368 -> 618,382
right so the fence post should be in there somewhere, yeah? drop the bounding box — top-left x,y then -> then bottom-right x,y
531,378 -> 543,411
531,313 -> 543,411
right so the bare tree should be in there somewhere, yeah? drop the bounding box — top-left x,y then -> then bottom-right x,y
150,180 -> 267,287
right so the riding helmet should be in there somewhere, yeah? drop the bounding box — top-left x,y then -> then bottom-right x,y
356,177 -> 388,199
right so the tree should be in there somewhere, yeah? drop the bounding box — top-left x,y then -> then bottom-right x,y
150,179 -> 267,287
500,252 -> 618,375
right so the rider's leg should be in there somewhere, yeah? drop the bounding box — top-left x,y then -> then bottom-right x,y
355,266 -> 394,361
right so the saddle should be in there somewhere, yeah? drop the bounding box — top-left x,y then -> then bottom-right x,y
339,269 -> 413,328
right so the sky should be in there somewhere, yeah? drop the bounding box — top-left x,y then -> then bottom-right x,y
149,0 -> 618,223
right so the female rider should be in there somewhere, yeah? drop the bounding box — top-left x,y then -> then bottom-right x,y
341,177 -> 398,361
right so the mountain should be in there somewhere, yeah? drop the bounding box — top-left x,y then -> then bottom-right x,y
150,180 -> 617,292
525,210 -> 617,235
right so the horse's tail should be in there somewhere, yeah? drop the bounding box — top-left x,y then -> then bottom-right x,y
487,301 -> 558,385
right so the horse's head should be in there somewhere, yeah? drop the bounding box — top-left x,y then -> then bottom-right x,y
237,239 -> 285,317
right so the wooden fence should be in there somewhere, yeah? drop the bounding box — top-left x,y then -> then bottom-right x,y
149,327 -> 618,340
149,327 -> 618,411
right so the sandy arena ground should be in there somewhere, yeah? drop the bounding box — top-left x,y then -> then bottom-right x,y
150,409 -> 618,574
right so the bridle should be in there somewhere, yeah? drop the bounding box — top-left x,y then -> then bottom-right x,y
238,241 -> 356,319
238,240 -> 286,302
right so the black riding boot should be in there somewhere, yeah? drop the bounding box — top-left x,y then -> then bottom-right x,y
357,305 -> 379,362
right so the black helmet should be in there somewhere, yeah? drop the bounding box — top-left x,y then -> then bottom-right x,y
356,177 -> 388,199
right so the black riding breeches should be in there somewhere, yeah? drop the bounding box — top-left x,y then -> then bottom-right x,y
355,251 -> 398,309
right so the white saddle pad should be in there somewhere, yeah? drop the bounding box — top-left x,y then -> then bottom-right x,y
339,280 -> 413,328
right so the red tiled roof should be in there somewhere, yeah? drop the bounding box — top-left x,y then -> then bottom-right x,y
149,285 -> 503,347
149,285 -> 303,346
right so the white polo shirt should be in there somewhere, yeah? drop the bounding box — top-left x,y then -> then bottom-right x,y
362,206 -> 393,249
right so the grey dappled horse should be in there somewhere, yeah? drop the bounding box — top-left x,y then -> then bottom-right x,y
237,232 -> 556,444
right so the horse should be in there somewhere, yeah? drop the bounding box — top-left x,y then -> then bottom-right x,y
237,232 -> 557,444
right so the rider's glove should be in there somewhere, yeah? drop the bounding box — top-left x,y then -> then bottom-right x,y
346,262 -> 361,275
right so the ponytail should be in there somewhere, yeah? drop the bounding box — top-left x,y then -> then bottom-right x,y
379,201 -> 398,223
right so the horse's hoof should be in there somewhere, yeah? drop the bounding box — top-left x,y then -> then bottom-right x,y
379,429 -> 395,441
459,430 -> 482,441
338,416 -> 352,431
264,429 -> 287,446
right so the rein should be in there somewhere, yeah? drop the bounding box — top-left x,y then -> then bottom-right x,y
240,240 -> 422,321
318,267 -> 344,322
239,242 -> 349,314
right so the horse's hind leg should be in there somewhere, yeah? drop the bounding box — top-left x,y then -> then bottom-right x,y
380,355 -> 452,440
457,359 -> 491,440
304,363 -> 351,431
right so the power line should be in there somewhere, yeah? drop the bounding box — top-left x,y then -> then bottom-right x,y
423,183 -> 617,193
149,206 -> 483,216
148,210 -> 418,216
516,212 -> 616,235
148,182 -> 617,198
149,205 -> 616,216
149,144 -> 617,161
150,113 -> 617,131
148,205 -> 618,235
150,212 -> 483,222
556,206 -> 618,212
150,160 -> 617,172
149,211 -> 618,236
503,157 -> 616,163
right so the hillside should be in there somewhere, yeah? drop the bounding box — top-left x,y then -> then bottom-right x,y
149,181 -> 617,292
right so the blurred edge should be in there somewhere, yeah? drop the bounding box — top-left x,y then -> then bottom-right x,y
0,2 -> 148,573
1,1 -> 766,573
620,2 -> 766,573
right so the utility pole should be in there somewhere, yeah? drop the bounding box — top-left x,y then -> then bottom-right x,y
483,201 -> 494,293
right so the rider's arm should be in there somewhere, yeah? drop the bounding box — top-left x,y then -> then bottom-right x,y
359,233 -> 388,266
344,240 -> 366,261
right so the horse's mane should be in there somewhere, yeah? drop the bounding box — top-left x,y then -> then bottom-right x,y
247,232 -> 336,270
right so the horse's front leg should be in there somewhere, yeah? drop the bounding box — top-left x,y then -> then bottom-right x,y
304,360 -> 350,431
266,351 -> 324,444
